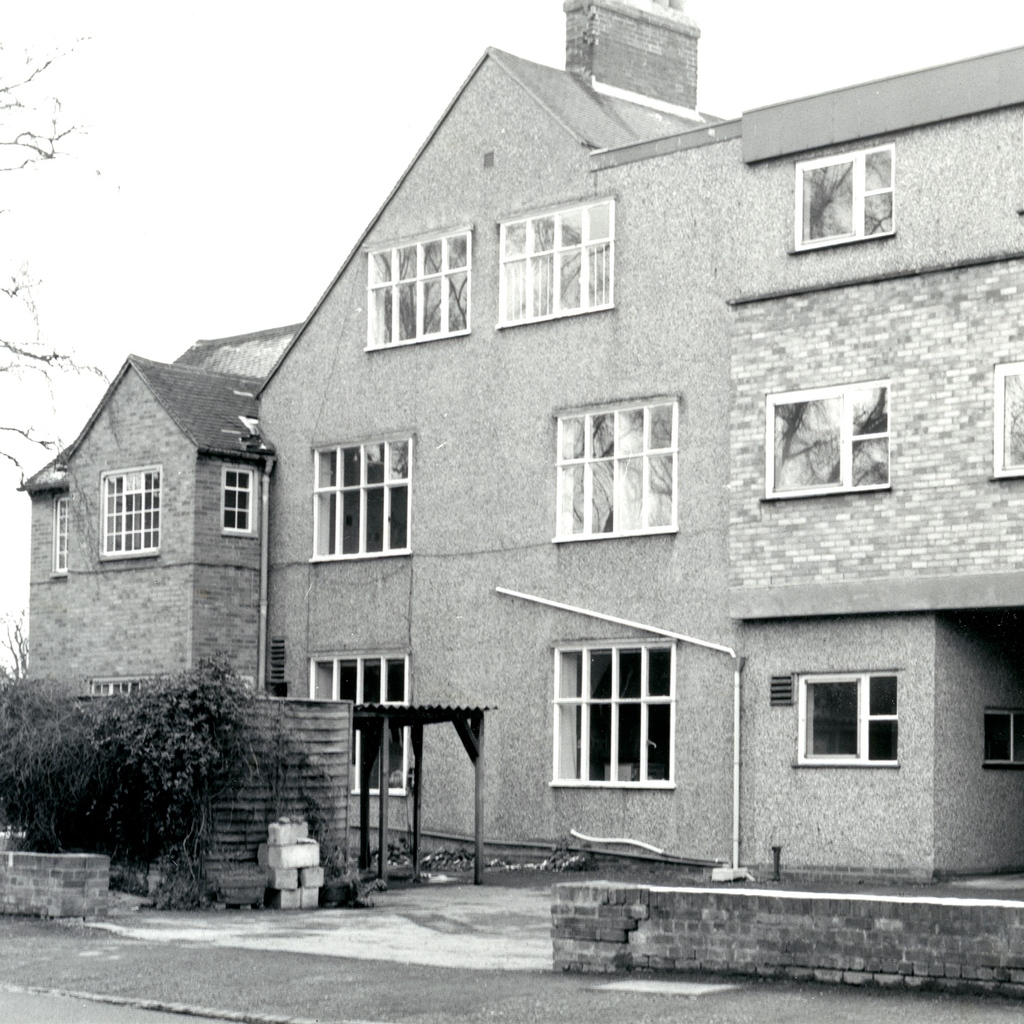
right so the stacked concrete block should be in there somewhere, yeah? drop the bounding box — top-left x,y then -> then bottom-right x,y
259,820 -> 321,909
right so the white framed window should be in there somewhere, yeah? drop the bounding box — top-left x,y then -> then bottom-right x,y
767,381 -> 889,498
553,643 -> 674,787
52,494 -> 69,574
313,440 -> 410,559
101,467 -> 161,556
994,362 -> 1024,477
89,678 -> 144,697
556,402 -> 677,540
795,145 -> 894,250
984,710 -> 1024,765
797,673 -> 898,766
310,654 -> 409,795
222,466 -> 255,534
368,231 -> 470,347
499,200 -> 614,325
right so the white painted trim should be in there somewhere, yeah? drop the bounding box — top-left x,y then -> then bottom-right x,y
590,77 -> 703,122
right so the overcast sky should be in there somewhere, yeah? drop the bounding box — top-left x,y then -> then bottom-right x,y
4,0 -> 1024,628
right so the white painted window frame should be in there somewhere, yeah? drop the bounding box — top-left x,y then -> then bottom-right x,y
983,708 -> 1024,765
52,494 -> 69,574
794,144 -> 895,251
498,199 -> 615,327
551,641 -> 676,789
100,465 -> 162,558
89,678 -> 145,696
366,229 -> 472,349
222,465 -> 256,535
308,654 -> 410,796
797,672 -> 899,767
555,400 -> 679,542
765,380 -> 890,499
312,439 -> 411,561
994,362 -> 1024,478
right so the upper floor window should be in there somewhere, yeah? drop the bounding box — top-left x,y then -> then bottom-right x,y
314,440 -> 410,559
795,145 -> 894,250
556,402 -> 677,540
223,466 -> 255,534
368,231 -> 470,347
767,382 -> 889,498
500,200 -> 614,325
984,709 -> 1024,765
311,654 -> 409,794
102,467 -> 161,556
994,362 -> 1024,477
553,643 -> 674,787
52,495 -> 69,574
798,673 -> 898,766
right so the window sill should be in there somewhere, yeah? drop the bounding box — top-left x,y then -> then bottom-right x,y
553,526 -> 678,544
496,303 -> 614,330
793,760 -> 899,769
222,529 -> 257,538
789,230 -> 895,254
982,761 -> 1024,769
310,550 -> 411,563
365,329 -> 471,352
762,484 -> 890,503
49,571 -> 68,580
550,780 -> 676,790
100,550 -> 160,562
991,471 -> 1024,481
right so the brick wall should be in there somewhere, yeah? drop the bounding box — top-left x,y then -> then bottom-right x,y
553,882 -> 1024,995
0,852 -> 109,919
730,258 -> 1024,593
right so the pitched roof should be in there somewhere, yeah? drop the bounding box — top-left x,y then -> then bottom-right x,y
488,48 -> 709,149
129,357 -> 269,458
21,458 -> 67,493
174,324 -> 300,379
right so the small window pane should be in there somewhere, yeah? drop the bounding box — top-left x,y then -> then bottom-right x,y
397,246 -> 417,280
649,406 -> 673,450
560,250 -> 581,310
588,242 -> 611,307
561,417 -> 584,461
619,649 -> 641,699
648,649 -> 672,697
1014,714 -> 1024,763
617,704 -> 641,780
985,713 -> 1011,761
774,398 -> 841,491
618,456 -> 643,532
365,487 -> 385,552
648,455 -> 674,528
588,203 -> 611,240
532,216 -> 555,252
864,192 -> 893,236
559,651 -> 582,698
807,681 -> 858,756
342,491 -> 360,554
531,253 -> 554,317
852,387 -> 888,435
591,460 -> 614,534
647,704 -> 671,780
560,209 -> 582,247
342,447 -> 360,487
422,240 -> 442,275
318,493 -> 337,556
389,486 -> 408,550
448,272 -> 468,332
448,233 -> 468,269
366,445 -> 385,485
618,409 -> 644,456
389,441 -> 409,480
558,703 -> 582,780
423,279 -> 441,335
372,287 -> 392,345
398,282 -> 417,341
592,414 -> 615,458
386,659 -> 405,702
869,675 -> 898,716
868,720 -> 898,761
589,704 -> 611,781
865,149 -> 892,190
363,661 -> 381,704
338,661 -> 358,702
505,222 -> 526,257
370,252 -> 392,285
852,438 -> 889,487
560,465 -> 584,535
803,162 -> 853,242
504,261 -> 526,321
590,650 -> 612,700
314,662 -> 334,701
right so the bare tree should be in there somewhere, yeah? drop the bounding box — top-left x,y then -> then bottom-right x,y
0,611 -> 28,682
0,43 -> 100,476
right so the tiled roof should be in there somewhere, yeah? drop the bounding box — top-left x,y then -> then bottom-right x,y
21,458 -> 67,493
489,48 -> 709,149
174,324 -> 300,380
131,357 -> 271,458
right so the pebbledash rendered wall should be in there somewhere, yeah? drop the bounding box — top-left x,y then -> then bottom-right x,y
552,881 -> 1024,997
260,55 -> 745,863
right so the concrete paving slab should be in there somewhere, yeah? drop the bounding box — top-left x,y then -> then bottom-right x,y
595,980 -> 738,996
91,882 -> 554,972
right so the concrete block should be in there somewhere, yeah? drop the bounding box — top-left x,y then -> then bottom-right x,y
268,821 -> 309,846
265,887 -> 302,910
265,841 -> 319,869
299,866 -> 325,888
267,868 -> 299,890
299,886 -> 320,909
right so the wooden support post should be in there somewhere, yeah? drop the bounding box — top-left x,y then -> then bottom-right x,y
377,715 -> 390,885
358,722 -> 377,871
411,722 -> 423,884
473,712 -> 485,886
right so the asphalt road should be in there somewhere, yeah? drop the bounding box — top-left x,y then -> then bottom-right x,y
2,914 -> 1024,1024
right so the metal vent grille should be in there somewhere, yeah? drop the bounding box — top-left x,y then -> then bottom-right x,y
770,674 -> 794,706
268,638 -> 286,683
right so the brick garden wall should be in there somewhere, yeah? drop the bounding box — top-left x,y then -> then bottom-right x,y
552,882 -> 1024,996
0,852 -> 109,919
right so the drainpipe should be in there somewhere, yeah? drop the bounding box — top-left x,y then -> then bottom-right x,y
257,456 -> 276,693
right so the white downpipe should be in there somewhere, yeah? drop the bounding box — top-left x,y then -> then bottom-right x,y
257,456 -> 276,692
494,586 -> 751,878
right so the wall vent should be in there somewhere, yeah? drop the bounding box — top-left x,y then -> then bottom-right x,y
268,637 -> 287,697
770,674 -> 794,706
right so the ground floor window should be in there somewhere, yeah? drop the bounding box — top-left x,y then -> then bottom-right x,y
310,654 -> 409,794
798,672 -> 898,765
553,643 -> 674,786
89,678 -> 144,696
984,710 -> 1024,765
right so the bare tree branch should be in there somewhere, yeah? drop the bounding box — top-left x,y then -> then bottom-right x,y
0,611 -> 29,682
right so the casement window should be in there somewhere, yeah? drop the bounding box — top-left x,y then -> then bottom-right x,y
52,495 -> 69,574
767,382 -> 889,498
314,440 -> 410,558
101,467 -> 161,556
984,710 -> 1024,765
553,644 -> 674,787
797,673 -> 898,766
795,145 -> 894,249
556,402 -> 677,539
500,200 -> 614,325
368,231 -> 470,347
994,362 -> 1024,477
222,466 -> 255,534
89,679 -> 143,697
311,655 -> 409,794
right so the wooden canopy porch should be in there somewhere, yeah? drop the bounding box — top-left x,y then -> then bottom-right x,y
352,704 -> 491,885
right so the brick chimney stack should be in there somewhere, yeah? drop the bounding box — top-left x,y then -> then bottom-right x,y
564,0 -> 700,114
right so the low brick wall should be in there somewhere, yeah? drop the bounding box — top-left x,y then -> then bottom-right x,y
0,852 -> 109,918
552,882 -> 1024,996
